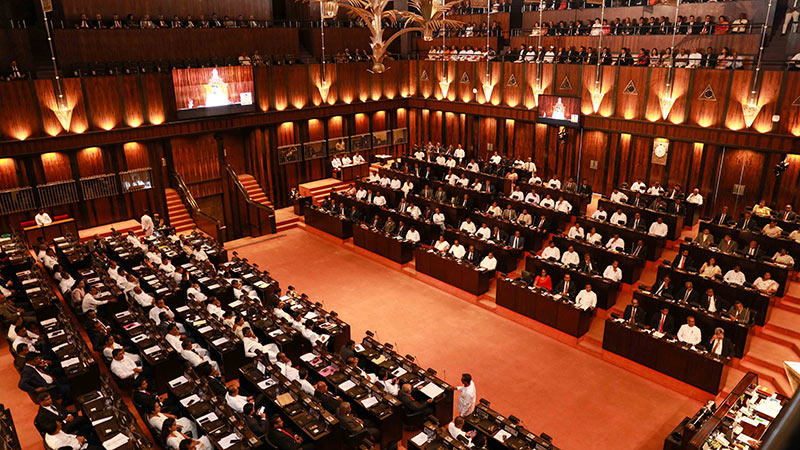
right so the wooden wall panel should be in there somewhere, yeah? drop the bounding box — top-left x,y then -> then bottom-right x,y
222,131 -> 245,174
533,123 -> 548,174
124,142 -> 150,169
358,62 -> 373,103
455,62 -> 475,104
419,60 -> 435,99
118,75 -> 145,127
0,81 -> 42,141
714,148 -> 767,217
579,130 -> 606,192
308,119 -> 325,141
285,65 -> 310,110
59,0 -> 272,20
724,70 -> 755,131
76,147 -> 106,177
553,64 -> 582,99
34,78 -> 89,136
445,112 -> 460,148
254,66 -> 271,111
272,66 -> 290,111
171,134 -> 220,197
40,152 -> 72,183
479,117 -> 497,159
354,113 -> 370,135
615,66 -> 648,121
777,71 -> 800,136
688,69 -> 730,128
0,158 -> 19,190
405,60 -> 418,98
328,116 -> 345,139
750,70 -> 783,134
430,110 -> 443,145
514,122 -> 535,161
84,77 -> 124,131
502,62 -> 525,108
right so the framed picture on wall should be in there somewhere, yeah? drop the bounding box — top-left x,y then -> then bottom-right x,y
303,140 -> 328,160
392,128 -> 408,145
328,138 -> 349,155
372,131 -> 389,148
351,133 -> 372,151
278,145 -> 303,165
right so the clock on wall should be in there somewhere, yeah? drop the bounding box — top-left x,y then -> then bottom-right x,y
652,138 -> 669,165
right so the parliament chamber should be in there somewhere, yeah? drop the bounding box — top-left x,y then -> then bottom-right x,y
3,0 -> 800,449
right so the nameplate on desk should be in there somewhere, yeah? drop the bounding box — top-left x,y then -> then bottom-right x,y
25,287 -> 41,294
212,337 -> 229,346
279,295 -> 290,301
143,345 -> 161,355
47,329 -> 66,339
175,305 -> 190,313
208,284 -> 220,290
198,277 -> 211,283
242,273 -> 254,279
193,319 -> 207,327
118,252 -> 130,258
102,432 -> 130,450
143,275 -> 156,281
254,281 -> 269,288
197,325 -> 213,334
21,278 -> 37,285
156,287 -> 169,294
91,415 -> 113,426
181,263 -> 193,269
180,394 -> 201,406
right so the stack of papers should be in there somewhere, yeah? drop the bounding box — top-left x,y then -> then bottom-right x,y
102,433 -> 130,450
361,397 -> 379,408
338,380 -> 357,392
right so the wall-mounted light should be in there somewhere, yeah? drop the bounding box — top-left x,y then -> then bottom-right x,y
741,101 -> 762,128
317,79 -> 331,103
439,79 -> 451,99
590,87 -> 604,114
482,82 -> 494,104
659,96 -> 676,120
52,95 -> 74,132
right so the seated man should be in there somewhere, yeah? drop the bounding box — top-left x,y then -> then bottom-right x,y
723,265 -> 746,285
541,241 -> 561,261
772,248 -> 795,267
623,298 -> 645,324
648,217 -> 668,237
560,245 -> 579,266
405,227 -> 421,243
575,285 -> 597,310
449,240 -> 466,259
552,274 -> 577,299
695,228 -> 715,248
605,234 -> 625,252
727,301 -> 751,324
459,218 -> 477,235
753,272 -> 779,294
610,209 -> 627,226
567,223 -> 584,240
591,206 -> 607,221
677,316 -> 702,346
110,348 -> 148,382
762,220 -> 783,238
554,197 -> 572,213
337,402 -> 380,443
434,236 -> 450,253
708,327 -> 735,358
479,253 -> 497,270
650,307 -> 675,334
603,261 -> 622,282
447,416 -> 476,442
609,189 -> 628,203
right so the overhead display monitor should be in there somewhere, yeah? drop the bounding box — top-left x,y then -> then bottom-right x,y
172,66 -> 255,119
536,95 -> 581,128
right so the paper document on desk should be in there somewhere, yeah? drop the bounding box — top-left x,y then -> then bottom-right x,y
197,325 -> 213,334
62,357 -> 80,368
755,399 -> 783,418
258,379 -> 276,390
212,337 -> 229,346
144,345 -> 161,355
410,432 -> 429,447
652,331 -> 665,339
51,342 -> 70,353
493,429 -> 512,442
391,367 -> 407,377
420,382 -> 445,398
40,318 -> 58,327
300,353 -> 317,362
180,394 -> 201,406
268,329 -> 283,337
219,433 -> 241,449
354,344 -> 365,352
371,355 -> 386,365
169,376 -> 189,387
91,415 -> 113,426
198,412 -> 219,424
303,311 -> 318,320
361,396 -> 380,409
338,380 -> 357,392
102,433 -> 130,450
229,300 -> 243,308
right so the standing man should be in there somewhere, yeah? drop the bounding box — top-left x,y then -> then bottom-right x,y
456,373 -> 476,417
141,210 -> 154,236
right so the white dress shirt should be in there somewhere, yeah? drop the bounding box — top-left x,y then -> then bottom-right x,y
524,192 -> 540,204
449,244 -> 466,259
59,277 -> 76,293
456,381 -> 476,416
586,232 -> 603,245
132,290 -> 154,307
647,186 -> 665,195
591,210 -> 607,221
555,200 -> 572,213
630,182 -> 646,192
433,213 -> 446,226
606,237 -> 625,251
649,222 -> 669,237
479,256 -> 497,270
753,277 -> 779,294
373,195 -> 386,206
610,212 -> 627,225
459,221 -> 477,234
186,286 -> 207,302
81,293 -> 108,313
434,240 -> 450,252
547,179 -> 562,189
723,270 -> 746,285
541,246 -> 561,260
561,251 -> 580,266
390,179 -> 402,190
575,290 -> 597,310
610,192 -> 628,203
475,227 -> 491,239
567,226 -> 584,239
686,193 -> 703,205
141,214 -> 154,235
540,198 -> 555,209
510,191 -> 524,201
110,354 -> 140,379
603,265 -> 622,282
677,324 -> 702,345
406,230 -> 420,242
35,212 -> 53,226
45,431 -> 82,450
226,393 -> 250,413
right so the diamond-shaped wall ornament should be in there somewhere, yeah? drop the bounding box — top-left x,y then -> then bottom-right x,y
659,96 -> 676,120
741,102 -> 762,128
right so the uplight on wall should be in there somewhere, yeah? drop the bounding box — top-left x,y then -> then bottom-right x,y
741,101 -> 762,128
659,96 -> 676,120
439,79 -> 451,99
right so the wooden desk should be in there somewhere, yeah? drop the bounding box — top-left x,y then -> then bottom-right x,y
352,224 -> 414,263
338,162 -> 370,181
656,265 -> 771,326
469,211 -> 550,254
602,319 -> 728,394
525,256 -> 620,309
701,221 -> 800,270
578,217 -> 666,261
331,192 -> 440,244
496,278 -> 593,337
414,247 -> 494,295
409,193 -> 469,226
618,187 -> 702,227
633,290 -> 752,358
443,229 -> 522,273
494,195 -> 572,233
598,198 -> 684,240
678,242 -> 789,297
23,218 -> 78,246
518,182 -> 591,215
552,235 -> 645,284
304,206 -> 353,239
356,179 -> 402,207
406,158 -> 512,195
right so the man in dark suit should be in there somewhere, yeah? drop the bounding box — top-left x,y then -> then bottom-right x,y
423,168 -> 432,180
668,198 -> 686,217
777,205 -> 797,222
490,227 -> 507,243
675,281 -> 699,304
629,239 -> 647,259
243,403 -> 268,436
695,229 -> 715,248
483,182 -> 496,196
579,254 -> 597,274
337,402 -> 380,442
552,274 -> 577,300
532,215 -> 549,231
708,327 -> 735,358
630,194 -> 647,208
713,206 -> 734,226
666,185 -> 684,200
627,212 -> 646,231
718,235 -> 738,254
672,249 -> 693,270
577,179 -> 592,196
650,275 -> 674,298
35,392 -> 92,436
463,245 -> 480,265
702,288 -> 729,313
314,381 -> 341,413
18,354 -> 69,400
649,307 -> 675,334
347,206 -> 361,222
727,301 -> 751,324
736,212 -> 756,231
268,415 -> 312,450
398,383 -> 433,416
507,231 -> 525,249
623,298 -> 646,325
458,194 -> 472,209
132,378 -> 181,415
739,240 -> 761,259
395,222 -> 408,239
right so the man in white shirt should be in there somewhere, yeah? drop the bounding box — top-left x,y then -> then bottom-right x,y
149,299 -> 174,325
159,257 -> 175,275
609,189 -> 628,203
445,171 -> 459,185
540,195 -> 555,209
567,223 -> 584,240
561,246 -> 580,266
723,266 -> 746,285
141,211 -> 155,236
406,227 -> 421,243
434,236 -> 450,253
436,154 -> 446,165
522,158 -> 536,172
475,224 -> 491,240
373,193 -> 387,206
110,348 -> 143,380
35,209 -> 53,226
407,203 -> 422,219
648,217 -> 669,237
331,157 -> 342,170
186,282 -> 208,302
606,235 -> 625,251
686,188 -> 703,205
242,327 -> 279,361
131,286 -> 155,307
555,197 -> 572,213
575,285 -> 597,310
466,160 -> 480,172
459,218 -> 477,234
353,153 -> 365,164
446,157 -> 457,168
647,182 -> 665,196
547,176 -> 561,190
43,421 -> 85,450
489,152 -> 502,164
277,353 -> 300,381
677,316 -> 702,346
772,249 -> 795,267
457,175 -> 470,188
479,253 -> 497,270
541,242 -> 561,260
59,273 -> 76,293
486,202 -> 502,216
591,206 -> 608,221
456,374 -> 476,417
355,188 -> 367,201
448,417 -> 476,443
225,385 -> 253,413
524,190 -> 540,204
610,209 -> 627,226
81,286 -> 109,313
449,240 -> 466,259
630,179 -> 646,193
603,261 -> 623,282
390,178 -> 402,190
341,155 -> 352,165
454,146 -> 466,162
379,175 -> 391,187
432,209 -> 446,228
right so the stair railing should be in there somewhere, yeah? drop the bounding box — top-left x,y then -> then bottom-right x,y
169,171 -> 227,242
224,164 -> 277,236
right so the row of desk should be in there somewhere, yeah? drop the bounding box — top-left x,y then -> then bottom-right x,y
597,198 -> 684,240
701,221 -> 800,270
577,216 -> 666,261
618,187 -> 701,226
414,248 -> 495,295
525,256 -> 620,310
353,225 -> 415,264
496,278 -> 593,338
305,206 -> 354,239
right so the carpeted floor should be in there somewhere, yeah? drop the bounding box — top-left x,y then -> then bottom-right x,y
235,228 -> 703,450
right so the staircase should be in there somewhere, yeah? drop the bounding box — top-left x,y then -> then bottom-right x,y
165,188 -> 197,235
238,174 -> 273,208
